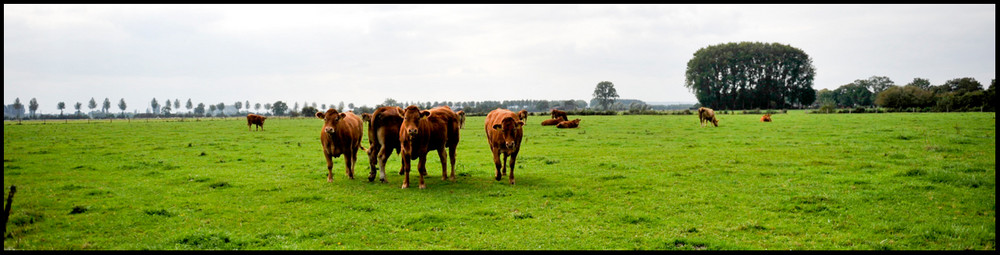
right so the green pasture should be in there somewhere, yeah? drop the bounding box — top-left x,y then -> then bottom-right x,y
3,111 -> 995,250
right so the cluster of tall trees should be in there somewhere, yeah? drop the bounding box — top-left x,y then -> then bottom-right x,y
816,76 -> 995,112
685,42 -> 817,110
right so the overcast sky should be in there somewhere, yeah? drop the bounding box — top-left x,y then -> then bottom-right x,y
4,4 -> 996,114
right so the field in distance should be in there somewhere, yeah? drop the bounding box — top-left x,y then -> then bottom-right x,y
2,111 -> 995,250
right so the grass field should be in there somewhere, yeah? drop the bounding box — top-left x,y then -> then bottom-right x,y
3,111 -> 995,250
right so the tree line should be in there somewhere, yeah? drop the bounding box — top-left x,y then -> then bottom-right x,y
815,76 -> 995,113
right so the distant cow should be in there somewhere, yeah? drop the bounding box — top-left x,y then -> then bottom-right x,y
485,108 -> 525,185
365,106 -> 404,183
517,110 -> 529,121
550,109 -> 568,122
316,109 -> 364,182
760,114 -> 772,122
247,114 -> 267,131
698,107 -> 719,127
399,105 -> 461,189
540,116 -> 567,126
455,110 -> 466,129
556,118 -> 581,129
361,112 -> 373,123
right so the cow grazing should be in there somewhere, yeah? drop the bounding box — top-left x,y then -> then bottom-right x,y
698,107 -> 719,127
316,109 -> 364,182
455,110 -> 466,129
365,106 -> 404,183
556,118 -> 581,129
398,105 -> 461,189
517,110 -> 529,121
761,114 -> 772,122
485,108 -> 525,185
247,114 -> 267,131
550,109 -> 568,122
540,116 -> 567,126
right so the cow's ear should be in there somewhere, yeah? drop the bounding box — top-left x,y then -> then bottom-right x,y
492,124 -> 502,130
315,112 -> 325,119
420,110 -> 431,118
338,113 -> 346,120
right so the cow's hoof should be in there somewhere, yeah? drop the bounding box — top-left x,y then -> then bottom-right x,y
368,176 -> 375,182
495,175 -> 502,181
380,178 -> 388,183
327,178 -> 333,183
401,184 -> 409,189
419,184 -> 426,189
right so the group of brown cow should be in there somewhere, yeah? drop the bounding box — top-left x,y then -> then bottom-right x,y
539,109 -> 582,128
245,106 -> 770,189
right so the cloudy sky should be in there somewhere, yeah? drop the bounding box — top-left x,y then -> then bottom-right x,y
4,4 -> 995,114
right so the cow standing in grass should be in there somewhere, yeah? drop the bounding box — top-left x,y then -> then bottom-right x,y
365,106 -> 404,183
698,107 -> 719,127
398,105 -> 461,189
455,110 -> 466,129
247,114 -> 267,131
517,110 -> 529,122
550,109 -> 568,122
316,109 -> 364,182
485,108 -> 525,185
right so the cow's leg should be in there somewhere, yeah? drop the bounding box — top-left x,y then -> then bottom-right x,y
437,149 -> 448,181
377,146 -> 390,183
368,143 -> 380,182
502,153 -> 509,176
345,148 -> 356,180
508,152 -> 518,185
401,154 -> 410,189
491,149 -> 502,181
248,124 -> 251,131
448,146 -> 457,181
325,153 -> 334,183
417,154 -> 428,189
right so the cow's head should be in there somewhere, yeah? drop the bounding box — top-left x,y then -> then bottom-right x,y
361,113 -> 372,123
712,117 -> 719,127
401,105 -> 429,139
316,109 -> 346,134
492,116 -> 524,148
517,110 -> 528,121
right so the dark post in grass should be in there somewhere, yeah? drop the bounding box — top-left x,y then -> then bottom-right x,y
3,185 -> 15,242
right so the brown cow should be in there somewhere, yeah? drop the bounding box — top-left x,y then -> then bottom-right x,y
698,107 -> 719,127
550,109 -> 568,122
540,116 -> 567,126
760,114 -> 772,122
556,118 -> 581,129
517,109 -> 529,121
485,108 -> 525,185
247,114 -> 267,131
316,109 -> 364,182
455,110 -> 466,129
365,106 -> 404,183
399,105 -> 461,189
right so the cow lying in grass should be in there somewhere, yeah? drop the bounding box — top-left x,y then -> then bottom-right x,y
540,116 -> 566,126
556,118 -> 581,129
761,114 -> 772,122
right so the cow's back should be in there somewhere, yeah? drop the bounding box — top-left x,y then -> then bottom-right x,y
428,106 -> 460,148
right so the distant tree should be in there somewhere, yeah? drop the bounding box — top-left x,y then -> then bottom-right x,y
29,98 -> 39,118
264,103 -> 272,115
935,77 -> 983,94
216,103 -> 225,116
338,101 -> 345,112
102,98 -> 111,114
74,102 -> 82,116
186,99 -> 193,113
321,104 -> 327,110
235,101 -> 243,115
815,89 -> 836,107
246,101 -> 251,113
301,106 -> 319,116
254,103 -> 261,113
380,98 -> 399,107
833,83 -> 873,107
195,103 -> 206,116
272,101 -> 288,116
293,102 -> 299,113
986,79 -> 995,111
535,100 -> 550,111
162,102 -> 172,115
13,98 -> 24,121
57,102 -> 66,116
88,98 -> 98,116
592,81 -> 619,110
348,103 -> 355,110
150,98 -> 160,115
118,98 -> 127,117
685,42 -> 816,109
209,104 -> 217,116
173,99 -> 180,111
905,78 -> 932,90
875,85 -> 935,109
